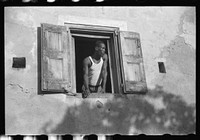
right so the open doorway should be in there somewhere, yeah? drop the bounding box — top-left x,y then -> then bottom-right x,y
74,36 -> 112,93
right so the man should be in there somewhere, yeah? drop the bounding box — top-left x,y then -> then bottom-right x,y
82,40 -> 108,98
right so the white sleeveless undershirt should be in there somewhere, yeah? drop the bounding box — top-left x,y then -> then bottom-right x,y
88,56 -> 103,86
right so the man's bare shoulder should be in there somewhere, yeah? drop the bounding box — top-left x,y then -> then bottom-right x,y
83,57 -> 91,66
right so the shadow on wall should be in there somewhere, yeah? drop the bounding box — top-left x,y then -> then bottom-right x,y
41,85 -> 195,135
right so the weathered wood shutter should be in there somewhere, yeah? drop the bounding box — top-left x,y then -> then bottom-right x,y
41,23 -> 73,92
119,31 -> 147,93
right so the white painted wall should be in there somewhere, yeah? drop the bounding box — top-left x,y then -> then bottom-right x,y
5,7 -> 196,135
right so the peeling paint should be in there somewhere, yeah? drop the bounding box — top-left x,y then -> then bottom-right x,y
177,8 -> 196,50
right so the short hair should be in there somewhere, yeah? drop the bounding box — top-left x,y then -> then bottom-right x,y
95,40 -> 105,48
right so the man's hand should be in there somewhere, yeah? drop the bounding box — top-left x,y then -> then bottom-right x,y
100,87 -> 106,93
82,88 -> 90,98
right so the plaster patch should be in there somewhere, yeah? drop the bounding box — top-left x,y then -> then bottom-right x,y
179,34 -> 195,50
177,8 -> 195,50
178,16 -> 196,50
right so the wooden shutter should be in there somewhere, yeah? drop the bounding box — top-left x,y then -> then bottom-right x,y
41,23 -> 74,92
119,31 -> 147,93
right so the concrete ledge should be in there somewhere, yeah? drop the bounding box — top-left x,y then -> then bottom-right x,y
65,92 -> 142,99
65,93 -> 115,99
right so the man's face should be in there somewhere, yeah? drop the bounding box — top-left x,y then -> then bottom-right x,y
97,43 -> 106,56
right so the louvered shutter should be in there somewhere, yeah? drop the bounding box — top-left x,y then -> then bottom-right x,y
119,31 -> 147,93
41,23 -> 74,92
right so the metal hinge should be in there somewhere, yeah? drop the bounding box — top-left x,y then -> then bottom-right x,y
114,30 -> 119,36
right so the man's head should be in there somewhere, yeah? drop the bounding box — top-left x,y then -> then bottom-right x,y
95,40 -> 106,57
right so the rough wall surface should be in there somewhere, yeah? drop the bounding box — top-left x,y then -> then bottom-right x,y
5,7 -> 196,135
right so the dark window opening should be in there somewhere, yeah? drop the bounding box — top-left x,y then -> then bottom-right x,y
12,57 -> 26,68
158,62 -> 166,73
74,36 -> 112,93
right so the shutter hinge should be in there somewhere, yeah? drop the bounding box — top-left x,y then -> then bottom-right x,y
114,30 -> 119,36
137,39 -> 141,48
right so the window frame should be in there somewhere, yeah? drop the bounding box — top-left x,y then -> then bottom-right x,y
65,23 -> 122,94
39,22 -> 147,95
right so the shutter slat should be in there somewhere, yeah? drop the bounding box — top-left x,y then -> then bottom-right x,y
119,31 -> 147,93
46,50 -> 64,59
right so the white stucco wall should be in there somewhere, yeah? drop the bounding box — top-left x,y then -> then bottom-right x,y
5,7 -> 196,135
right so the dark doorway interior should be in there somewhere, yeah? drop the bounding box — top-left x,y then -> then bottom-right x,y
74,36 -> 112,93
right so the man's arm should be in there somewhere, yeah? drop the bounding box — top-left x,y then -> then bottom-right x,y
83,57 -> 90,93
101,54 -> 108,93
